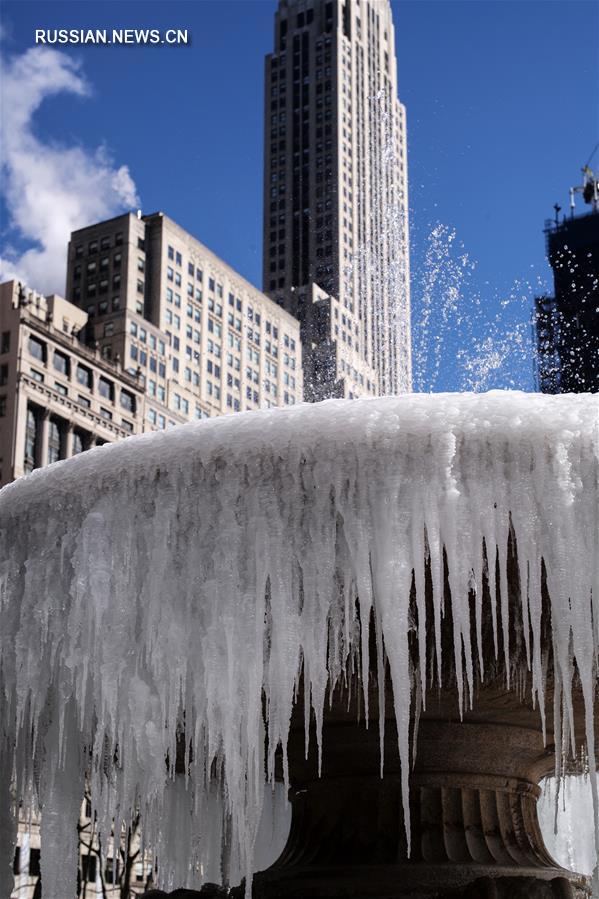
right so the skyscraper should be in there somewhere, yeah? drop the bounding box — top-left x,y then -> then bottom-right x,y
263,0 -> 411,401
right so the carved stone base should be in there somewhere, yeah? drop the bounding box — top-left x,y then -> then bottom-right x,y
250,684 -> 591,898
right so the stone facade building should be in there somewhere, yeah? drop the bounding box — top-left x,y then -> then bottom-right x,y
0,281 -> 154,489
66,212 -> 303,425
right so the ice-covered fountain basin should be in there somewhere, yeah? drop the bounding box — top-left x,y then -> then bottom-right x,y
0,391 -> 598,896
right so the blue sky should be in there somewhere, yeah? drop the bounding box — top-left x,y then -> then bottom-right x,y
1,0 -> 597,391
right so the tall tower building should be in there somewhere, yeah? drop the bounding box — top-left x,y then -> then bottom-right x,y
263,0 -> 411,400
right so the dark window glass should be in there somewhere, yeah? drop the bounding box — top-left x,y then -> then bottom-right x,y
29,848 -> 41,876
98,377 -> 113,400
120,390 -> 135,413
53,351 -> 69,375
105,858 -> 120,884
28,336 -> 45,362
81,854 -> 97,882
77,365 -> 92,388
47,419 -> 62,464
24,407 -> 38,472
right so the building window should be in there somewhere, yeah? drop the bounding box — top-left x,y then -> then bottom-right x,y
120,389 -> 135,413
99,407 -> 113,420
28,336 -> 45,362
0,364 -> 7,386
27,848 -> 41,877
47,418 -> 62,465
23,406 -> 38,471
98,377 -> 113,400
81,855 -> 97,882
72,431 -> 84,455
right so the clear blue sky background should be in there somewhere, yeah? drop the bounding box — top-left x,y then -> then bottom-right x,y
1,0 -> 597,391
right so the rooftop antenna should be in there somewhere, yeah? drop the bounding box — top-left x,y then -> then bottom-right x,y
553,202 -> 561,225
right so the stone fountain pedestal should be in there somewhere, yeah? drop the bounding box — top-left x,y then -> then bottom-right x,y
250,678 -> 591,899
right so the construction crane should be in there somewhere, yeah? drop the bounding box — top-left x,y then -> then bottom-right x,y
568,144 -> 599,214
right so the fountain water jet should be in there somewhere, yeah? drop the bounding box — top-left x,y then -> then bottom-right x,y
0,391 -> 597,898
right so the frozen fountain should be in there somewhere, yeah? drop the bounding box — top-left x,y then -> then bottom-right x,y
0,391 -> 597,898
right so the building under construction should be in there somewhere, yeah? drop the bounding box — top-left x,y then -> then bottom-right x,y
535,164 -> 599,393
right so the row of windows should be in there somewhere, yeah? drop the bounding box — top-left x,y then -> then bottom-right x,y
74,232 -> 144,257
129,322 -> 166,354
27,336 -> 136,411
339,357 -> 369,389
147,407 -> 179,429
22,405 -> 113,474
86,297 -> 121,316
129,345 -> 167,379
14,846 -> 148,886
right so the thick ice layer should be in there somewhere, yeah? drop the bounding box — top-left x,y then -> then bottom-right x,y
539,776 -> 597,876
0,391 -> 598,897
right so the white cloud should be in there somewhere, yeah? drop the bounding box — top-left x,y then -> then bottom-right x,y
0,47 -> 139,294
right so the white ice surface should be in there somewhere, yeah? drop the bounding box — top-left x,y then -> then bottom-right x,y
0,391 -> 597,897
